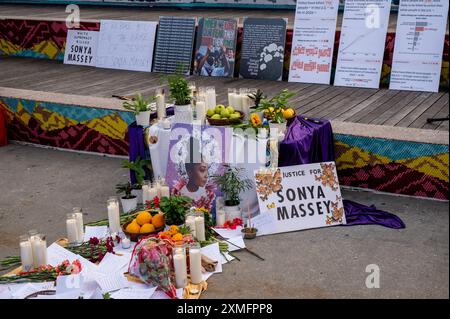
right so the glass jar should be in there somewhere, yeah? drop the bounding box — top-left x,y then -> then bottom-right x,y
66,213 -> 79,246
185,211 -> 197,237
155,88 -> 166,120
72,207 -> 84,244
215,209 -> 226,227
194,210 -> 206,242
19,235 -> 33,272
206,86 -> 216,110
195,94 -> 207,124
31,233 -> 47,268
173,242 -> 188,288
189,242 -> 203,284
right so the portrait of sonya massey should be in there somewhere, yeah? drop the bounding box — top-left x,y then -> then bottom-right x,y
166,124 -> 230,210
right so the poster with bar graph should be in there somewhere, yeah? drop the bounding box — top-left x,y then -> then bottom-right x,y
288,0 -> 339,84
334,0 -> 391,89
389,0 -> 449,92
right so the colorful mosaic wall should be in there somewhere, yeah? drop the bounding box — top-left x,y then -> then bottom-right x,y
1,18 -> 448,86
0,97 -> 133,155
335,134 -> 449,200
0,19 -> 99,59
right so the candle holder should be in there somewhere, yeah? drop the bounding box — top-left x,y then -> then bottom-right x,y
188,242 -> 203,285
173,242 -> 188,288
19,235 -> 33,272
72,207 -> 84,244
194,210 -> 206,242
107,196 -> 121,234
185,211 -> 197,237
66,213 -> 81,247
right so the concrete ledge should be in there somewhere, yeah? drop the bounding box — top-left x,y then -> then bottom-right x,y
0,87 -> 127,112
332,120 -> 449,146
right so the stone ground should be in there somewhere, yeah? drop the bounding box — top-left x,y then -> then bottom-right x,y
0,143 -> 448,298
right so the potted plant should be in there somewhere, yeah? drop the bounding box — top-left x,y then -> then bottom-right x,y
212,165 -> 253,221
122,93 -> 156,126
157,195 -> 192,226
121,156 -> 152,203
167,73 -> 192,123
116,182 -> 138,213
252,89 -> 296,134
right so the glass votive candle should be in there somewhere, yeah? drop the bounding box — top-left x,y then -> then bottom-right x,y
66,213 -> 79,246
194,210 -> 206,242
189,242 -> 203,284
19,235 -> 33,272
185,211 -> 197,237
173,242 -> 188,288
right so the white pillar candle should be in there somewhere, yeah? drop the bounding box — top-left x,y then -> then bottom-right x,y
195,101 -> 206,123
107,201 -> 121,234
160,185 -> 170,198
156,93 -> 166,120
206,89 -> 216,110
29,235 -> 40,268
189,247 -> 203,284
19,238 -> 33,272
121,237 -> 131,249
228,93 -> 242,111
142,184 -> 150,204
74,212 -> 84,243
32,237 -> 47,267
241,94 -> 252,118
216,209 -> 226,227
66,219 -> 79,244
194,216 -> 205,241
185,215 -> 196,237
148,186 -> 158,202
173,253 -> 188,288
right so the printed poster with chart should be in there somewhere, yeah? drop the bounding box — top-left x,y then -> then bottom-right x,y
96,20 -> 157,72
334,0 -> 391,89
194,18 -> 237,77
288,0 -> 339,84
152,16 -> 196,75
389,0 -> 449,92
253,162 -> 346,236
239,18 -> 287,81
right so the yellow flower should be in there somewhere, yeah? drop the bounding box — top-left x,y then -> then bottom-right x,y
169,225 -> 179,235
196,207 -> 210,214
250,113 -> 262,127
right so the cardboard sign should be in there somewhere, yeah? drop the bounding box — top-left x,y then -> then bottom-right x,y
239,18 -> 287,81
288,0 -> 339,84
96,20 -> 157,72
193,18 -> 237,77
254,162 -> 346,235
334,0 -> 391,89
63,30 -> 98,66
389,0 -> 449,92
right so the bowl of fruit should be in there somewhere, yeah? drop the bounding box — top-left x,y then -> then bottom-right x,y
122,210 -> 166,242
206,105 -> 244,126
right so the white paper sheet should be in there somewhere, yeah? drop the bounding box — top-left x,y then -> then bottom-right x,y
0,286 -> 12,299
97,253 -> 129,274
56,274 -> 83,295
33,290 -> 81,299
83,226 -> 108,242
110,287 -> 157,299
226,236 -> 246,252
95,272 -> 129,293
212,226 -> 243,239
10,282 -> 55,299
47,243 -> 79,266
150,288 -> 184,299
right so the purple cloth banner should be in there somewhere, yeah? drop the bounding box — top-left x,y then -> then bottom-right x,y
278,115 -> 405,229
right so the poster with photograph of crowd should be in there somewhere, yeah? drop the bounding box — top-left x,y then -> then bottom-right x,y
239,18 -> 287,81
193,18 -> 238,77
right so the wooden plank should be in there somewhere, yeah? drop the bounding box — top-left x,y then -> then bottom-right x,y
303,87 -> 358,117
367,91 -> 422,125
421,95 -> 450,130
382,91 -> 433,126
409,94 -> 449,129
396,92 -> 447,127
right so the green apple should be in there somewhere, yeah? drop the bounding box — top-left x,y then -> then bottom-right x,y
220,109 -> 230,118
215,105 -> 225,114
226,106 -> 235,114
229,113 -> 241,120
211,114 -> 221,120
207,109 -> 215,117
232,112 -> 241,117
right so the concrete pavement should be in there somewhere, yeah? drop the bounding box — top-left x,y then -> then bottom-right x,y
0,144 -> 448,298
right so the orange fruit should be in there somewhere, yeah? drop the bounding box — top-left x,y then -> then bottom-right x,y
152,213 -> 165,228
169,225 -> 179,235
136,211 -> 152,226
140,223 -> 155,233
126,221 -> 140,234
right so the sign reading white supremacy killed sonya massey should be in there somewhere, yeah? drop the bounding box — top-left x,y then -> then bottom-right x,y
254,162 -> 346,235
63,30 -> 98,66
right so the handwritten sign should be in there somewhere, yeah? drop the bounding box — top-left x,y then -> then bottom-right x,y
254,162 -> 346,235
64,30 -> 98,66
96,20 -> 157,72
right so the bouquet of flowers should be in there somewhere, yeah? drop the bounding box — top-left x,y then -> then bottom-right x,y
0,259 -> 82,284
128,237 -> 178,299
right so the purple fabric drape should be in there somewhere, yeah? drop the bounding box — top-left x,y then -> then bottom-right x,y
343,200 -> 405,229
278,115 -> 405,229
127,107 -> 174,184
279,116 -> 335,166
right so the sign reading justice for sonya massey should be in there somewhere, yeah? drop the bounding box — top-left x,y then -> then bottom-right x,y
254,162 -> 346,235
64,30 -> 98,67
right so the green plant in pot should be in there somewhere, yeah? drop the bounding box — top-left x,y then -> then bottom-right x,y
158,195 -> 192,226
122,93 -> 155,126
167,73 -> 192,123
116,182 -> 138,213
121,156 -> 152,204
212,165 -> 253,221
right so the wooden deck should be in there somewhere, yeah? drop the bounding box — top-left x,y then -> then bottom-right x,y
0,56 -> 448,131
0,3 -> 402,31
